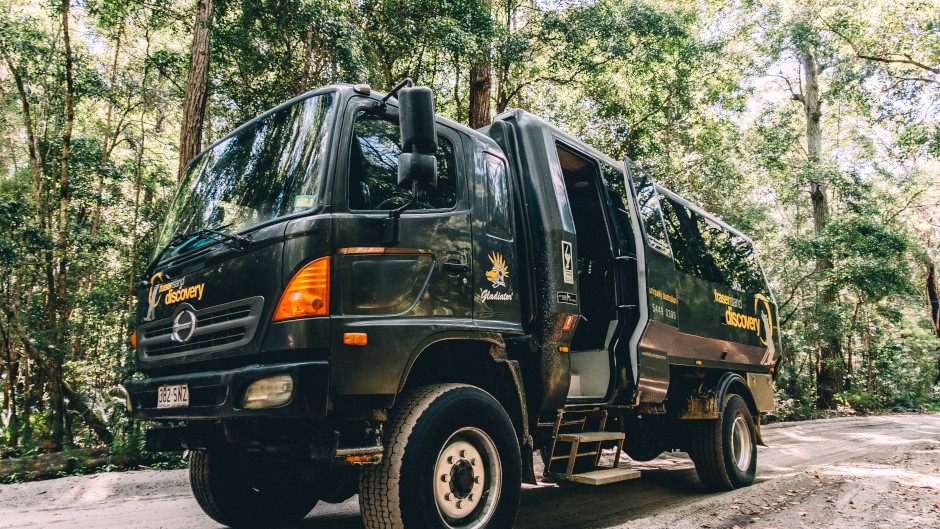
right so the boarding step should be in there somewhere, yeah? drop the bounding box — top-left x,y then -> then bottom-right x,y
567,468 -> 641,485
555,431 -> 625,443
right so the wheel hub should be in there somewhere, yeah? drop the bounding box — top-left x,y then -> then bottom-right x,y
433,428 -> 502,528
731,415 -> 753,471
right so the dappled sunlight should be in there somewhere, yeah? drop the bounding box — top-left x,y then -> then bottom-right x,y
842,431 -> 940,447
818,464 -> 940,489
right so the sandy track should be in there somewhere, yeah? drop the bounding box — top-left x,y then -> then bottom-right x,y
1,413 -> 938,528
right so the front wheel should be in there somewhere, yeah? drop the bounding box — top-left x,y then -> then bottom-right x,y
688,394 -> 757,491
189,448 -> 319,528
360,384 -> 522,529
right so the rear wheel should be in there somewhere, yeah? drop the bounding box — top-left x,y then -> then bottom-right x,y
360,384 -> 521,529
688,394 -> 757,491
189,448 -> 319,528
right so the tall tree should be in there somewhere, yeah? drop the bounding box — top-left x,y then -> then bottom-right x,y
467,0 -> 492,129
178,0 -> 212,178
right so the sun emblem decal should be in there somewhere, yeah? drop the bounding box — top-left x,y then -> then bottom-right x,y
485,252 -> 508,288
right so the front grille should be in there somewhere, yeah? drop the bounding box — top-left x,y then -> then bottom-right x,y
146,328 -> 247,356
144,304 -> 253,340
138,297 -> 264,361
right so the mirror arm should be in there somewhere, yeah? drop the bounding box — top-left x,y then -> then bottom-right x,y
373,78 -> 414,113
383,181 -> 418,246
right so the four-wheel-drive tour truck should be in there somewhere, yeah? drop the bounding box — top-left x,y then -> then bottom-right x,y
123,81 -> 781,529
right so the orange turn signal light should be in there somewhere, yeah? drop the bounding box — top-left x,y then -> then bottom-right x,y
131,330 -> 137,349
695,360 -> 703,365
559,346 -> 569,353
346,455 -> 375,463
273,257 -> 330,322
343,333 -> 368,346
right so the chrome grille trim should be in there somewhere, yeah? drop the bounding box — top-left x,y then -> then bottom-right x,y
138,296 -> 264,361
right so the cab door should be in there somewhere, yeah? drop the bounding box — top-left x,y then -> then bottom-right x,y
329,100 -> 473,397
471,141 -> 522,327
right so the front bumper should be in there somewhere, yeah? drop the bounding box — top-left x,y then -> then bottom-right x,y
123,361 -> 329,420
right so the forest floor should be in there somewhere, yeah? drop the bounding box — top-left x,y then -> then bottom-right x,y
0,413 -> 937,529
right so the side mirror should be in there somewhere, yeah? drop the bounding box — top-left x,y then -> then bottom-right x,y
398,86 -> 438,189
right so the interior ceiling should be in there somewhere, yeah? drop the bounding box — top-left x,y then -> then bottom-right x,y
556,145 -> 591,173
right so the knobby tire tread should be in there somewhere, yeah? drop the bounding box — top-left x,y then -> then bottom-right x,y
360,383 -> 472,529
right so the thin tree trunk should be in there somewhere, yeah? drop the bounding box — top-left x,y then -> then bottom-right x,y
800,48 -> 843,408
178,0 -> 213,179
48,0 -> 76,450
927,263 -> 940,383
0,47 -> 42,208
94,31 -> 121,234
131,33 -> 152,313
4,307 -> 113,444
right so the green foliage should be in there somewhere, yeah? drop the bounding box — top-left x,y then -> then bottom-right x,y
1,0 -> 938,471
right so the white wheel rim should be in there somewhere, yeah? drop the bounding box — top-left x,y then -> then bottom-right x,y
731,415 -> 753,471
433,427 -> 502,529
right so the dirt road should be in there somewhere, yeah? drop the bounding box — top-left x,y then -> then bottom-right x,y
1,414 -> 938,528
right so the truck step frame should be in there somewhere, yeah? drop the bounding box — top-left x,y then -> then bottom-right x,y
541,409 -> 637,484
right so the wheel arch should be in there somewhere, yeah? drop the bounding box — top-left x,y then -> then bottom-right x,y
673,369 -> 766,445
397,334 -> 530,450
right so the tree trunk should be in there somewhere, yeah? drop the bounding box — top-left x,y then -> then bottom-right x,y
178,0 -> 213,179
468,58 -> 491,129
4,308 -> 113,444
49,0 -> 76,450
800,48 -> 843,409
0,46 -> 43,209
927,263 -> 940,383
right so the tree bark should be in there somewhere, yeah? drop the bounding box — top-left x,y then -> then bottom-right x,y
178,0 -> 213,179
468,58 -> 492,129
800,48 -> 843,408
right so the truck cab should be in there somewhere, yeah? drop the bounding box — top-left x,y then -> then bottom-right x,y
125,83 -> 781,529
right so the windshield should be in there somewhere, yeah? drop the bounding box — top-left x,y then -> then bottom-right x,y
154,92 -> 336,258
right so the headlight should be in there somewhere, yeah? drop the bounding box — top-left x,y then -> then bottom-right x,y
241,375 -> 294,409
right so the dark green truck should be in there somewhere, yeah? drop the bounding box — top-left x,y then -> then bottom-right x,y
124,82 -> 781,529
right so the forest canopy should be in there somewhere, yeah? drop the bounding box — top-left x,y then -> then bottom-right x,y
0,0 -> 938,460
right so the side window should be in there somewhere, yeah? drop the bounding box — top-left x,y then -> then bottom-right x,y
661,195 -> 765,291
628,162 -> 671,255
485,154 -> 511,239
348,112 -> 457,211
697,215 -> 730,285
725,235 -> 765,294
660,197 -> 723,283
601,163 -> 635,254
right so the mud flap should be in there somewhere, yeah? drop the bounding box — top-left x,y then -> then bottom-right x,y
754,416 -> 767,447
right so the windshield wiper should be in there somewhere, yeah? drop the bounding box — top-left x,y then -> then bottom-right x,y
143,225 -> 250,287
146,224 -> 251,271
170,224 -> 252,255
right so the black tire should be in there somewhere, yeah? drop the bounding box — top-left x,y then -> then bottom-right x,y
688,394 -> 757,491
360,384 -> 522,529
189,448 -> 319,528
320,466 -> 360,504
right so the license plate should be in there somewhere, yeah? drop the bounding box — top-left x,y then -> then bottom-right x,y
157,384 -> 189,409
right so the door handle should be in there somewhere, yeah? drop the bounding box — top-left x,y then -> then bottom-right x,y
443,262 -> 470,274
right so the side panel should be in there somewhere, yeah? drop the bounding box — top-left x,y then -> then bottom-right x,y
625,160 -> 678,403
658,191 -> 780,368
